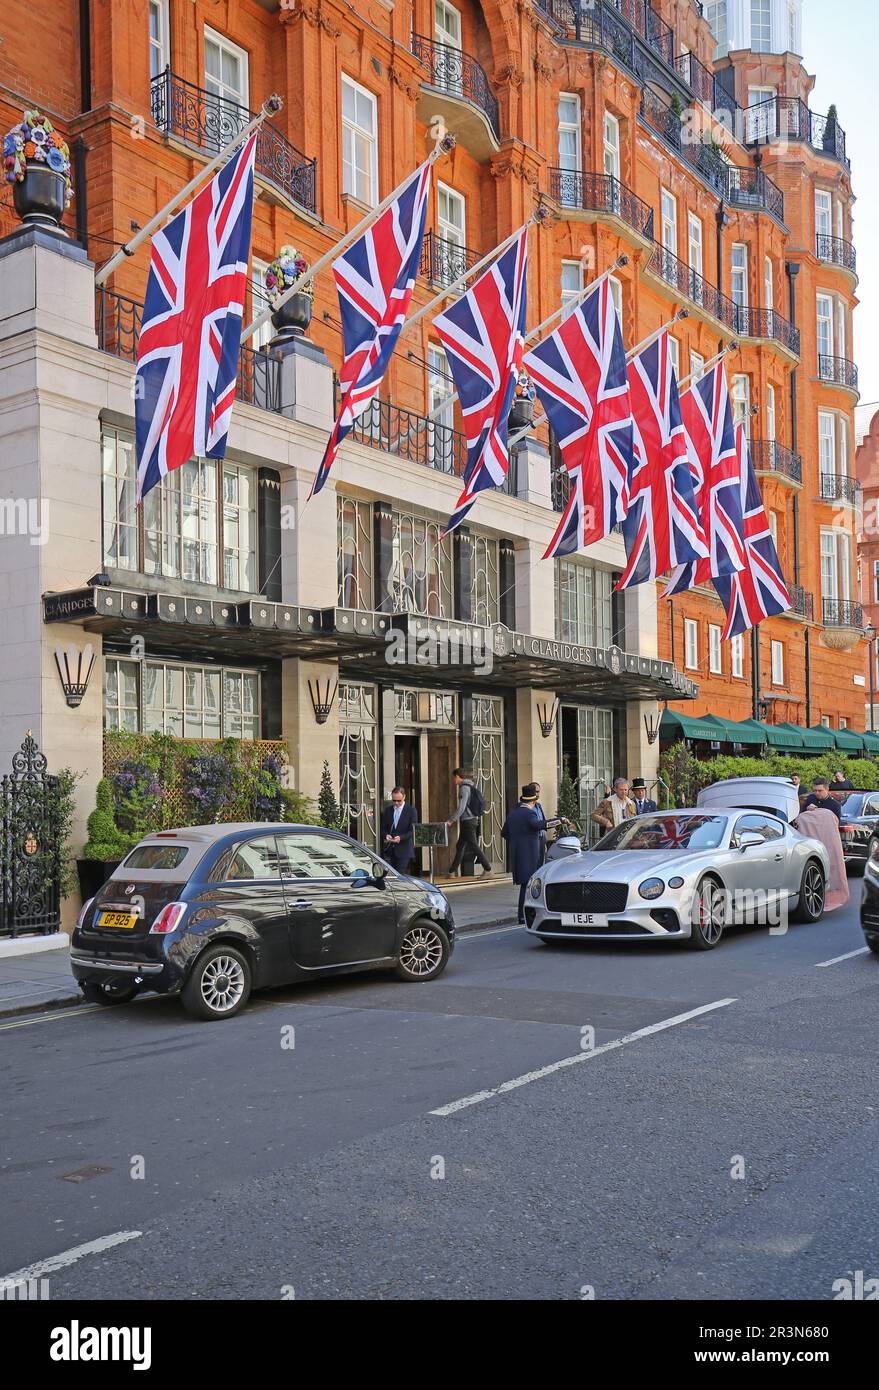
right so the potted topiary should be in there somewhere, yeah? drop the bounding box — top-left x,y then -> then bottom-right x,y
77,778 -> 134,900
4,109 -> 72,230
822,103 -> 839,156
265,245 -> 313,342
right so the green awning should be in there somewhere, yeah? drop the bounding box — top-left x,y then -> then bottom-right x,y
786,723 -> 835,750
737,719 -> 805,749
660,710 -> 729,743
830,728 -> 867,752
861,731 -> 879,755
704,716 -> 766,746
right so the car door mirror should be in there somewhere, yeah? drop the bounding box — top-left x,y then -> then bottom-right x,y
738,831 -> 764,851
371,861 -> 388,883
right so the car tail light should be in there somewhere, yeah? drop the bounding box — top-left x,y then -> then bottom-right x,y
149,902 -> 187,935
840,823 -> 855,836
75,896 -> 95,930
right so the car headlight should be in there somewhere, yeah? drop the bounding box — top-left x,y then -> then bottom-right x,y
638,877 -> 665,900
426,890 -> 448,911
668,876 -> 684,889
529,877 -> 542,900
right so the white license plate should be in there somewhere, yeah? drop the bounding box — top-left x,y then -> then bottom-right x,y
560,913 -> 607,927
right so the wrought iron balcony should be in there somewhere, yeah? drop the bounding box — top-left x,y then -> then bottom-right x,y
725,167 -> 784,222
150,70 -> 317,215
750,439 -> 802,485
411,36 -> 499,141
550,459 -> 571,514
420,230 -> 481,289
735,306 -> 800,356
788,585 -> 814,622
95,288 -> 284,413
647,243 -> 738,331
819,473 -> 860,505
818,354 -> 859,392
745,96 -> 849,169
823,598 -> 863,629
639,87 -> 729,197
348,397 -> 468,479
549,169 -> 654,240
816,234 -> 857,275
674,49 -> 737,121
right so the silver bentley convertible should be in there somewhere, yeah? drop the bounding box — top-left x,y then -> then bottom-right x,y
525,778 -> 830,949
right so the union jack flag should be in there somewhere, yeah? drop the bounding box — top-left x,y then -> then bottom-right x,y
312,160 -> 431,497
434,228 -> 528,532
666,362 -> 746,594
713,427 -> 791,638
523,276 -> 634,558
617,331 -> 707,589
135,132 -> 258,502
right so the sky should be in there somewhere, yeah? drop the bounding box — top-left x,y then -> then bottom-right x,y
803,0 -> 878,433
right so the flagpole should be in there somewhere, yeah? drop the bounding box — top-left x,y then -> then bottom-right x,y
677,339 -> 739,391
625,308 -> 690,363
95,93 -> 284,287
240,135 -> 458,344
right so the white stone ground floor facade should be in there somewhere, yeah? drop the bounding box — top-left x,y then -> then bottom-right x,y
0,226 -> 697,923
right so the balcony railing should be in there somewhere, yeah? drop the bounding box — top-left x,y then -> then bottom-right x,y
823,598 -> 863,629
819,473 -> 860,505
420,230 -> 481,289
788,585 -> 814,622
411,36 -> 499,140
725,166 -> 784,222
647,244 -> 738,331
750,439 -> 802,485
639,86 -> 729,196
549,169 -> 655,239
818,354 -> 859,392
95,288 -> 284,413
674,49 -> 737,121
816,234 -> 857,275
550,459 -> 571,514
150,70 -> 317,215
735,306 -> 800,355
348,397 -> 468,478
745,96 -> 849,169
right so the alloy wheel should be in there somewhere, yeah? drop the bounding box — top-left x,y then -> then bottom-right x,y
200,954 -> 246,1013
399,925 -> 444,978
696,883 -> 725,944
803,864 -> 825,918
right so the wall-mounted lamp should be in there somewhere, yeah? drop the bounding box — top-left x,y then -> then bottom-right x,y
54,643 -> 96,708
536,699 -> 558,739
644,708 -> 660,745
307,677 -> 337,725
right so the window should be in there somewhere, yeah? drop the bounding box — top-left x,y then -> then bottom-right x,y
766,383 -> 776,441
873,560 -> 879,605
105,658 -> 260,738
706,1 -> 728,59
661,188 -> 677,254
689,350 -> 705,383
436,183 -> 466,288
821,530 -> 852,606
102,428 -> 137,571
731,374 -> 751,433
734,813 -> 784,844
768,510 -> 778,548
338,495 -> 373,608
608,275 -> 623,320
560,260 -> 584,319
839,418 -> 849,476
342,76 -> 378,206
556,561 -> 613,647
815,189 -> 832,239
731,633 -> 744,678
788,2 -> 800,54
388,510 -> 453,617
251,257 -> 273,353
149,0 -> 170,80
751,0 -> 771,52
687,213 -> 703,280
685,618 -> 699,670
764,256 -> 774,313
731,243 -> 748,308
427,343 -> 456,468
471,533 -> 500,626
818,411 -> 836,473
180,458 -> 218,585
221,463 -> 257,591
603,111 -> 621,182
434,0 -> 462,50
816,293 -> 833,360
771,639 -> 784,686
668,335 -> 680,375
709,624 -> 722,674
747,86 -> 776,140
204,28 -> 248,112
279,831 -> 378,880
558,94 -> 581,206
840,716 -> 849,730
226,837 -> 284,881
820,715 -> 832,728
836,300 -> 847,360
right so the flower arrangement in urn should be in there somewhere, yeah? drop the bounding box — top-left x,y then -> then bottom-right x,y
4,109 -> 73,228
264,244 -> 313,341
508,369 -> 535,431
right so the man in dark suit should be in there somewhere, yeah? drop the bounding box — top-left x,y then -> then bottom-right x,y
631,778 -> 657,814
502,784 -> 548,924
380,787 -> 418,874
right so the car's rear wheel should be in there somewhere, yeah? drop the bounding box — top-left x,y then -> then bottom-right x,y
181,945 -> 251,1021
869,837 -> 879,863
794,860 -> 826,923
395,921 -> 449,981
866,935 -> 879,956
687,877 -> 725,950
80,980 -> 140,1006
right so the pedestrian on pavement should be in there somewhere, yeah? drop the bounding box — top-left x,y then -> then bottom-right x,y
380,787 -> 418,874
790,774 -> 800,789
447,767 -> 491,876
801,778 -> 843,820
631,778 -> 657,814
502,784 -> 547,924
832,770 -> 854,791
592,777 -> 637,832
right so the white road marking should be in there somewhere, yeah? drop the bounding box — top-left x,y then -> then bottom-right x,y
0,1004 -> 102,1031
1,1231 -> 143,1284
430,998 -> 737,1116
814,947 -> 870,968
458,924 -> 520,941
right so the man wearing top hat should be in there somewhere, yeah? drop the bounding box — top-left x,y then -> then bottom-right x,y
631,778 -> 657,814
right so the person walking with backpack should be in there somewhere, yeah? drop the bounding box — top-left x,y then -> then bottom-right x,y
446,767 -> 492,876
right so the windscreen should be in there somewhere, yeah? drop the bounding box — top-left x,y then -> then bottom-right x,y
594,814 -> 727,852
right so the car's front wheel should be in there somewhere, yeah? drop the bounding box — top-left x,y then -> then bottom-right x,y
687,877 -> 725,950
181,945 -> 251,1021
80,980 -> 140,1006
395,921 -> 450,981
866,935 -> 879,956
794,861 -> 826,923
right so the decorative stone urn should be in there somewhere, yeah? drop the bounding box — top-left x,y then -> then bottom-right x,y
270,290 -> 313,343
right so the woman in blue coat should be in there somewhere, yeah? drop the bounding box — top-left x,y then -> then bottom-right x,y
502,784 -> 547,924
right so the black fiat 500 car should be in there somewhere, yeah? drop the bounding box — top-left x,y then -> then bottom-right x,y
71,823 -> 455,1020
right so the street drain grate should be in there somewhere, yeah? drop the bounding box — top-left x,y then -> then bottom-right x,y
59,1165 -> 113,1183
